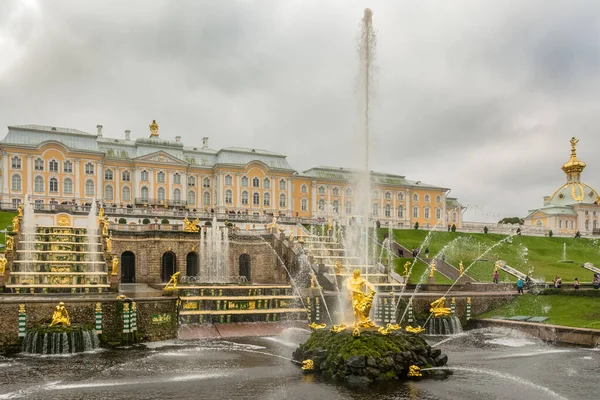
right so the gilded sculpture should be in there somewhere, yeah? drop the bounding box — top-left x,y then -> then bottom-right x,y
6,236 -> 13,251
407,365 -> 422,377
405,325 -> 425,334
330,324 -> 346,333
183,217 -> 200,232
17,204 -> 23,217
49,302 -> 71,327
164,271 -> 180,289
404,261 -> 410,277
429,260 -> 436,277
0,256 -> 6,274
429,297 -> 451,317
301,359 -> 314,371
12,216 -> 19,232
308,322 -> 326,331
346,269 -> 376,328
149,119 -> 159,136
459,261 -> 464,275
111,256 -> 119,275
106,236 -> 112,252
334,260 -> 343,274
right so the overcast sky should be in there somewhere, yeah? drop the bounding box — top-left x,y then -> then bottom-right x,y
2,0 -> 600,222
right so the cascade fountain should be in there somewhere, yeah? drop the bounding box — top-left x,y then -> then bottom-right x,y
21,196 -> 35,274
198,217 -> 231,283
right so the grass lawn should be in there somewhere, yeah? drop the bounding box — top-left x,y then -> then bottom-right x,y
380,229 -> 598,283
478,294 -> 600,329
0,211 -> 16,245
393,257 -> 454,285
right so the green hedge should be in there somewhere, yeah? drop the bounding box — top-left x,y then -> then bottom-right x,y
540,288 -> 600,297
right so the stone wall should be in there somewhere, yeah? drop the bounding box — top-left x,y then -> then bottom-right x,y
228,234 -> 287,284
0,297 -> 177,353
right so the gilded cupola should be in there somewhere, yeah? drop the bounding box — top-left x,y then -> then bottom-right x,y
562,137 -> 586,182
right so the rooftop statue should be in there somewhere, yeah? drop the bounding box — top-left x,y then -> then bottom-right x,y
459,261 -> 464,275
50,302 -> 71,327
149,119 -> 159,137
346,269 -> 376,328
429,297 -> 451,317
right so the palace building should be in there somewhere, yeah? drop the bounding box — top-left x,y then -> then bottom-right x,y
524,137 -> 600,235
0,121 -> 463,228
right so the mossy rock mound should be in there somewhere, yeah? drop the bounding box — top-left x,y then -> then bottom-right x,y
292,328 -> 449,385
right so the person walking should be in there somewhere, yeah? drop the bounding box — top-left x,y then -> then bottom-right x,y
516,277 -> 524,295
398,248 -> 404,258
574,278 -> 580,290
493,270 -> 499,285
425,247 -> 429,258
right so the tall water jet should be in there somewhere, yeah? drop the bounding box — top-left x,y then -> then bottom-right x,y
198,217 -> 230,283
21,196 -> 35,273
86,200 -> 98,272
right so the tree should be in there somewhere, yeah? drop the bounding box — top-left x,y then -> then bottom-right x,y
483,226 -> 488,234
498,217 -> 524,225
414,222 -> 419,230
118,218 -> 127,224
549,230 -> 553,237
451,224 -> 456,232
142,218 -> 150,225
161,218 -> 170,224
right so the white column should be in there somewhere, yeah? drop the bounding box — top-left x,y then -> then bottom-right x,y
74,159 -> 80,200
236,173 -> 241,208
287,178 -> 292,215
26,155 -> 33,195
149,168 -> 154,202
183,171 -> 188,206
114,167 -> 120,204
405,189 -> 411,226
442,192 -> 447,226
97,162 -> 103,201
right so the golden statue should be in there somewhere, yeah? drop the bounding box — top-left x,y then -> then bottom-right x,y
330,324 -> 346,333
334,260 -> 343,274
404,261 -> 410,277
301,359 -> 314,371
49,302 -> 71,327
111,256 -> 119,275
377,323 -> 400,336
309,322 -> 326,331
149,119 -> 159,136
0,256 -> 6,274
6,236 -> 13,251
327,219 -> 332,232
494,264 -> 499,273
106,236 -> 112,252
164,271 -> 180,289
429,297 -> 451,317
405,325 -> 425,334
99,207 -> 105,219
346,269 -> 376,328
183,217 -> 200,232
459,261 -> 464,275
429,260 -> 436,277
17,204 -> 23,217
407,365 -> 422,377
12,216 -> 19,232
102,219 -> 109,236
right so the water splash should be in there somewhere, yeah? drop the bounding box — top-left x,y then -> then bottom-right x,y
198,217 -> 230,283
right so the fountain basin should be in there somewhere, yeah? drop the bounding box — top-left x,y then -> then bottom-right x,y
292,328 -> 448,384
21,325 -> 100,355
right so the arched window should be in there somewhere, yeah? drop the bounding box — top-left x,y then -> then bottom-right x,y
373,190 -> 380,199
279,179 -> 287,190
585,220 -> 590,230
424,207 -> 430,219
397,205 -> 404,218
158,187 -> 166,202
397,192 -> 404,201
252,177 -> 260,188
263,178 -> 270,189
11,156 -> 21,170
122,186 -> 131,201
187,190 -> 195,205
85,179 -> 95,195
263,193 -> 270,206
187,176 -> 195,187
85,162 -> 94,175
318,199 -> 325,211
225,190 -> 233,204
346,188 -> 353,197
536,220 -> 543,227
241,176 -> 249,187
436,195 -> 441,203
385,204 -> 391,217
186,252 -> 199,277
242,191 -> 249,205
203,177 -> 210,188
413,193 -> 419,202
318,186 -> 326,195
141,170 -> 149,181
332,200 -> 339,214
225,175 -> 232,186
436,208 -> 441,220
253,192 -> 260,206
424,194 -> 430,203
141,186 -> 149,201
157,171 -> 165,183
559,220 -> 562,229
413,206 -> 419,219
48,160 -> 58,172
34,158 -> 44,171
301,198 -> 308,212
104,169 -> 113,180
104,185 -> 114,200
345,201 -> 352,214
34,176 -> 44,192
279,193 -> 286,208
122,170 -> 131,181
63,160 -> 73,173
173,188 -> 181,202
332,187 -> 340,196
301,184 -> 308,194
173,173 -> 181,184
203,191 -> 211,206
64,178 -> 73,194
11,174 -> 21,191
385,191 -> 391,200
372,203 -> 380,217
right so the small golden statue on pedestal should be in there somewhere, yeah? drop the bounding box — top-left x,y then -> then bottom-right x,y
106,235 -> 112,252
334,260 -> 343,274
459,261 -> 464,275
301,359 -> 314,371
347,269 -> 376,328
111,256 -> 119,275
6,236 -> 13,251
0,256 -> 6,274
50,302 -> 71,327
12,216 -> 19,232
164,271 -> 180,289
429,261 -> 436,277
429,297 -> 451,317
408,365 -> 422,377
183,217 -> 200,232
17,204 -> 23,217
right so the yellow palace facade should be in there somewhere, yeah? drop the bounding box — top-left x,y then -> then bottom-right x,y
0,121 -> 463,228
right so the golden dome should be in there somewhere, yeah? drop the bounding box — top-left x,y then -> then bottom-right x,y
561,137 -> 586,175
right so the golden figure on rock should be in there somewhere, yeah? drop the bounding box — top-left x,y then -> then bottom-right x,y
405,325 -> 425,334
330,324 -> 346,333
0,256 -> 6,274
111,256 -> 119,275
301,359 -> 314,371
346,269 -> 376,328
50,302 -> 71,327
404,261 -> 410,277
408,365 -> 422,377
6,236 -> 13,251
309,322 -> 326,331
429,261 -> 436,277
12,216 -> 19,232
429,297 -> 452,317
164,271 -> 180,289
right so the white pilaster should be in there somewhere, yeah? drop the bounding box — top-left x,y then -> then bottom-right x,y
74,159 -> 80,200
26,155 -> 33,195
97,162 -> 103,201
114,167 -> 120,204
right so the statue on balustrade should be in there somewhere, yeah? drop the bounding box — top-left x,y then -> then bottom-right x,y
183,217 -> 200,232
0,256 -> 6,274
6,236 -> 13,251
111,256 -> 119,275
12,216 -> 19,232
